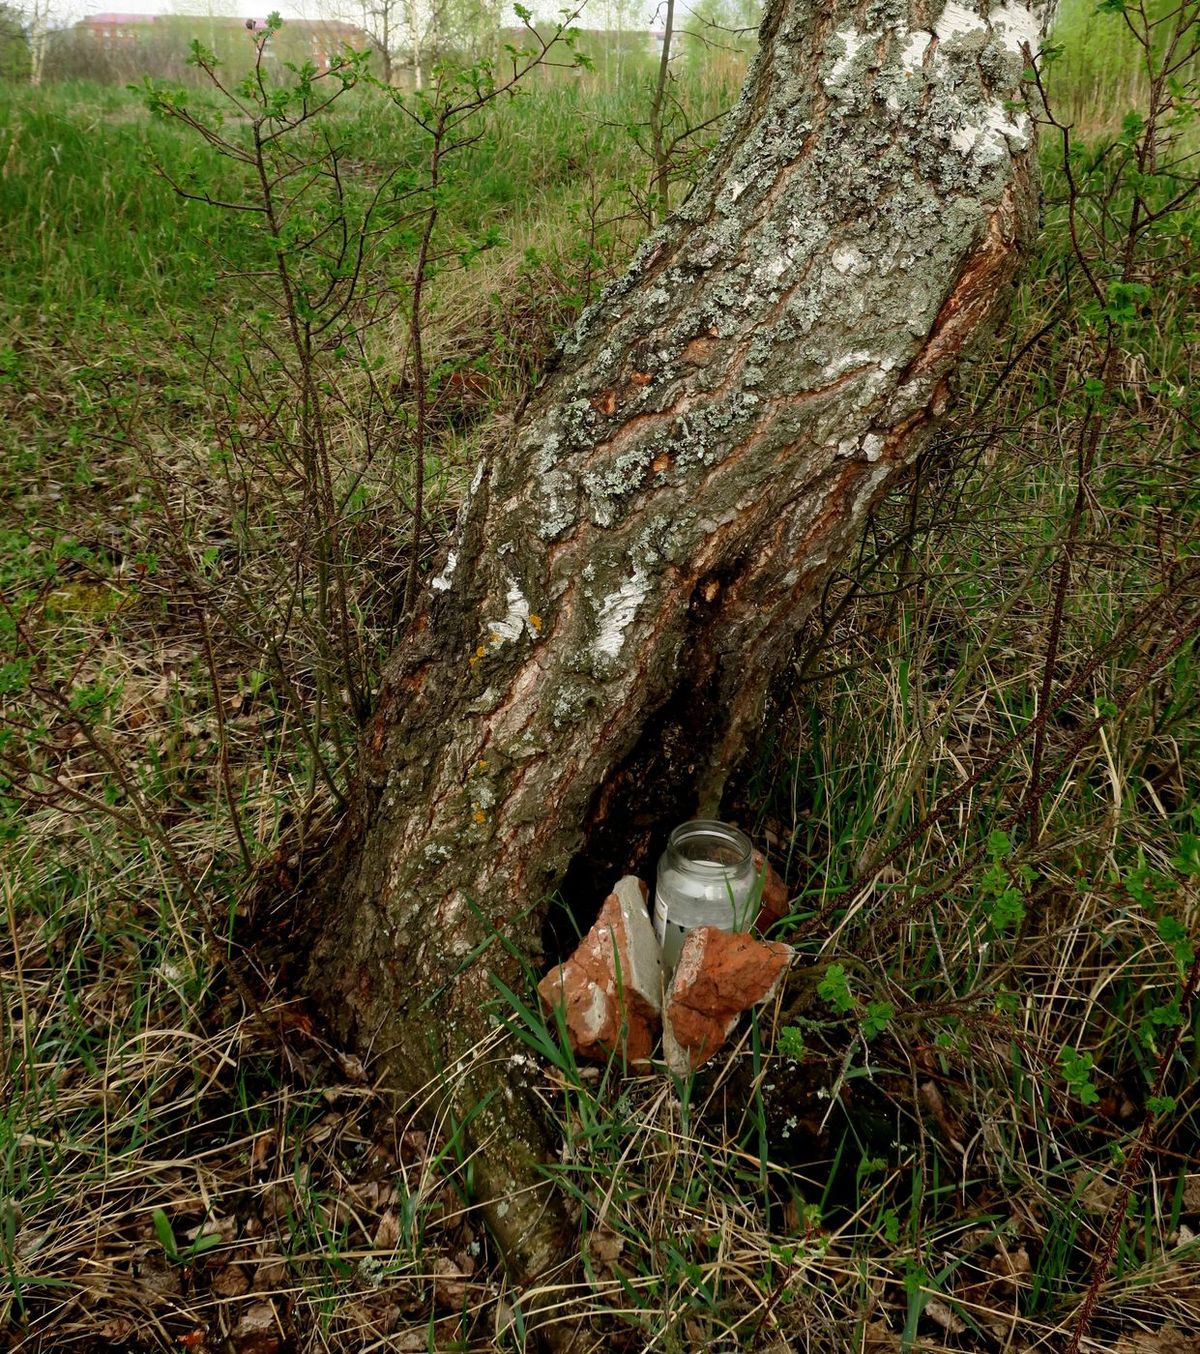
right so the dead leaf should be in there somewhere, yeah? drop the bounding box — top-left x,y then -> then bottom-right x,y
585,1225 -> 625,1270
433,1256 -> 470,1309
232,1301 -> 281,1354
373,1210 -> 401,1251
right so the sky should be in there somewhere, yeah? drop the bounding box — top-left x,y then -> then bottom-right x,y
48,0 -> 673,27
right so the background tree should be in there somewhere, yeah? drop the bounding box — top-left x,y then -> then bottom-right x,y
0,3 -> 30,82
7,0 -> 47,83
326,0 -> 446,84
299,0 -> 1049,1282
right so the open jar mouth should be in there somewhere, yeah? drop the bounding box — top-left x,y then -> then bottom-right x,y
667,819 -> 752,871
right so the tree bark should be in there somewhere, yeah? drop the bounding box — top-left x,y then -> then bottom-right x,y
302,0 -> 1045,1290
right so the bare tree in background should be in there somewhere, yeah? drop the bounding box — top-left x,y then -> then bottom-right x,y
13,0 -> 50,83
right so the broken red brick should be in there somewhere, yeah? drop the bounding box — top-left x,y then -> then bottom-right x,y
752,849 -> 790,933
663,927 -> 792,1076
538,876 -> 662,1065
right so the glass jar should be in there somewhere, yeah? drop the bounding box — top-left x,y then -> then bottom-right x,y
654,819 -> 756,971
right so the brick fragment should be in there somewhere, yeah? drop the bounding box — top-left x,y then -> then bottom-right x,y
663,927 -> 792,1076
538,876 -> 662,1064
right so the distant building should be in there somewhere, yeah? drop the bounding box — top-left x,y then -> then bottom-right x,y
75,13 -> 370,75
81,12 -> 160,52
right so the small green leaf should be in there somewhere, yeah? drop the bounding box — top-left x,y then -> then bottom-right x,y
817,963 -> 855,1015
188,1230 -> 224,1258
152,1208 -> 178,1262
862,1001 -> 894,1041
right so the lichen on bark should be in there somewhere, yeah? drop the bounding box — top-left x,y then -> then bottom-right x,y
302,0 -> 1047,1291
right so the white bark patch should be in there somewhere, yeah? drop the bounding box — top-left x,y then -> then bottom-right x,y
487,578 -> 532,647
824,25 -> 868,88
992,1 -> 1040,56
593,569 -> 651,661
431,550 -> 458,592
935,2 -> 986,41
832,245 -> 868,275
822,349 -> 877,381
901,31 -> 931,70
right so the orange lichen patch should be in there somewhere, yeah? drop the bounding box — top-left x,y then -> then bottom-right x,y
473,810 -> 486,824
682,336 -> 719,365
528,614 -> 542,632
590,388 -> 619,417
651,453 -> 671,475
630,370 -> 653,387
702,578 -> 721,603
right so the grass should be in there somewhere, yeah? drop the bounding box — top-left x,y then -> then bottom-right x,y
3,13 -> 1200,1353
1047,0 -> 1200,134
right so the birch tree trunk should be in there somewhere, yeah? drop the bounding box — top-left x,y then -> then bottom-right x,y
302,0 -> 1046,1286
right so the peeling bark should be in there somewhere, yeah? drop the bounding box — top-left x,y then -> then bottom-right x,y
302,0 -> 1046,1290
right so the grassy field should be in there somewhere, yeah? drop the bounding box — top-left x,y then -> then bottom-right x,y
2,5 -> 1199,1351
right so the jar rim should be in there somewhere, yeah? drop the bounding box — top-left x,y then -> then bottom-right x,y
665,819 -> 752,870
